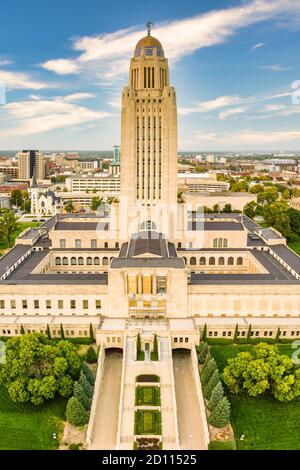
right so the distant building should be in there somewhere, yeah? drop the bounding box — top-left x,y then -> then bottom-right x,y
65,175 -> 120,194
17,150 -> 45,180
178,173 -> 230,193
109,146 -> 121,175
29,169 -> 61,216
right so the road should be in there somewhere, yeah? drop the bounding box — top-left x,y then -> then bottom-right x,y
89,350 -> 123,450
173,350 -> 207,450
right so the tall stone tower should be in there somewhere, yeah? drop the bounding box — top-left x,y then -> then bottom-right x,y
120,25 -> 178,226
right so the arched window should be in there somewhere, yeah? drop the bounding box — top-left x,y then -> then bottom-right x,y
228,257 -> 234,265
218,257 -> 225,266
237,257 -> 243,266
102,257 -> 108,266
178,242 -> 182,249
213,238 -> 228,248
104,242 -> 108,249
140,220 -> 157,231
94,257 -> 100,265
71,257 -> 77,266
55,257 -> 61,266
200,257 -> 206,266
190,257 -> 196,266
115,242 -> 119,249
62,257 -> 68,266
78,257 -> 84,266
87,257 -> 92,266
209,257 -> 215,266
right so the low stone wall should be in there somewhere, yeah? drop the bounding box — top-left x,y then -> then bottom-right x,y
86,343 -> 105,446
190,346 -> 210,448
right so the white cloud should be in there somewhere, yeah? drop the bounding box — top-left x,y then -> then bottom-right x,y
251,42 -> 265,51
0,70 -> 49,90
0,59 -> 14,66
262,104 -> 287,112
0,93 -> 110,137
260,64 -> 291,72
40,0 -> 300,82
194,129 -> 300,146
179,95 -> 241,115
218,106 -> 248,120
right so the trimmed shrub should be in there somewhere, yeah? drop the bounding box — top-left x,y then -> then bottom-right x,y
82,363 -> 95,386
74,381 -> 91,411
79,371 -> 94,398
20,325 -> 25,335
247,324 -> 252,341
46,324 -> 51,340
275,327 -> 281,341
86,346 -> 97,364
60,324 -> 65,340
202,323 -> 207,341
233,324 -> 239,342
208,381 -> 224,411
197,342 -> 209,364
204,369 -> 220,400
208,440 -> 236,450
89,323 -> 94,343
208,397 -> 231,428
66,397 -> 89,426
201,357 -> 217,386
203,350 -> 212,369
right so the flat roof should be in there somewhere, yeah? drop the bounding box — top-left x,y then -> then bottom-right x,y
188,221 -> 244,231
0,245 -> 32,277
54,222 -> 108,231
271,244 -> 300,273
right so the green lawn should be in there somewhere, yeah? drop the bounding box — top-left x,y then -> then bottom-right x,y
135,386 -> 161,406
0,221 -> 41,252
288,235 -> 300,256
0,386 -> 66,450
135,410 -> 162,435
211,343 -> 300,450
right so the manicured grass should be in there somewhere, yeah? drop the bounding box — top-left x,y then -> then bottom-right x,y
0,221 -> 41,251
135,386 -> 161,406
211,343 -> 300,450
134,410 -> 162,435
288,235 -> 300,256
0,386 -> 66,450
208,440 -> 236,450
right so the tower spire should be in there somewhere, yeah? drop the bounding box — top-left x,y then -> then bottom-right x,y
146,21 -> 153,36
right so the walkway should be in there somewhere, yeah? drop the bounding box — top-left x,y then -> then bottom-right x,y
89,350 -> 122,450
173,350 -> 207,450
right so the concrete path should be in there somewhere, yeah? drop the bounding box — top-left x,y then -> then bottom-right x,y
173,350 -> 207,450
89,350 -> 122,450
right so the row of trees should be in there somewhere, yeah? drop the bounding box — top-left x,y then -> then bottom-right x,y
66,363 -> 95,426
64,196 -> 117,214
10,189 -> 31,213
197,342 -> 231,429
223,343 -> 300,402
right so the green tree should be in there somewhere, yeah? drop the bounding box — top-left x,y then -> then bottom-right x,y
201,324 -> 207,341
86,346 -> 97,364
275,327 -> 281,341
90,196 -> 103,212
20,324 -> 25,335
153,334 -> 158,354
208,397 -> 231,428
89,323 -> 94,343
244,201 -> 257,219
0,209 -> 18,244
257,187 -> 278,206
263,201 -> 288,226
73,381 -> 91,410
10,189 -> 23,209
197,342 -> 209,364
201,358 -> 217,386
204,369 -> 220,399
82,363 -> 95,386
274,213 -> 292,239
250,184 -> 264,194
46,324 -> 51,340
64,200 -> 75,213
287,208 -> 300,235
208,382 -> 224,411
60,324 -> 65,340
79,371 -> 94,398
233,324 -> 239,342
223,204 -> 232,213
66,397 -> 89,426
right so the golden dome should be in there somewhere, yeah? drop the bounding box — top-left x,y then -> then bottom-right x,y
134,35 -> 164,57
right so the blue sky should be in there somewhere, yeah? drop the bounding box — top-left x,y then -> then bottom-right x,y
0,0 -> 300,151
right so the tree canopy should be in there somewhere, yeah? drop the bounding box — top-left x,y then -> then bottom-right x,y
0,333 -> 81,405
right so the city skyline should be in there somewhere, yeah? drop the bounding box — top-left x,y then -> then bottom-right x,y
0,0 -> 300,151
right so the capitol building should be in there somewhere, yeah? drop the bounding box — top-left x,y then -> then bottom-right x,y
1,28 -> 300,449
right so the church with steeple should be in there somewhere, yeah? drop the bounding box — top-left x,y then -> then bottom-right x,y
29,166 -> 61,216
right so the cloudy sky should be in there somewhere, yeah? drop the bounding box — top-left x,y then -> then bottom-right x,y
0,0 -> 300,151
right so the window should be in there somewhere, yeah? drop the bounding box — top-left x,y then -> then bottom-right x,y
83,300 -> 88,309
46,300 -> 51,309
60,239 -> 66,249
91,239 -> 97,249
209,257 -> 215,266
11,300 -> 16,309
228,257 -> 234,266
87,257 -> 92,266
75,239 -> 82,249
96,300 -> 101,309
71,300 -> 76,309
174,337 -> 178,343
0,300 -> 4,309
94,257 -> 100,265
200,257 -> 206,266
190,257 -> 196,266
58,300 -> 63,309
78,257 -> 84,266
218,257 -> 225,266
34,300 -> 39,309
179,337 -> 183,343
62,257 -> 68,266
140,220 -> 157,231
22,300 -> 28,309
104,242 -> 108,249
55,257 -> 61,266
185,338 -> 188,343
178,243 -> 182,249
115,242 -> 119,249
71,257 -> 77,266
213,238 -> 228,248
237,257 -> 243,266
157,276 -> 167,294
102,257 -> 108,266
